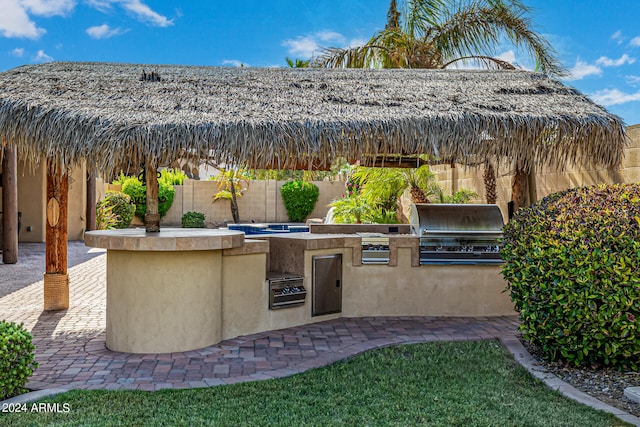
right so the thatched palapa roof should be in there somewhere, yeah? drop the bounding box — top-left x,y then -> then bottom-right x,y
0,62 -> 627,173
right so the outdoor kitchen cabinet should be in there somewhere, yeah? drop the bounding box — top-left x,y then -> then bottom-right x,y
312,254 -> 342,316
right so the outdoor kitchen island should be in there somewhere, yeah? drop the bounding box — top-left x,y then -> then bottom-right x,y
85,227 -> 514,354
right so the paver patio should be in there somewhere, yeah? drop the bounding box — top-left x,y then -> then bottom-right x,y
1,242 -> 520,391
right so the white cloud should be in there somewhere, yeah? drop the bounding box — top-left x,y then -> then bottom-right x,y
222,59 -> 248,67
626,75 -> 640,87
22,0 -> 76,17
566,59 -> 602,80
84,0 -> 112,13
630,37 -> 640,48
316,31 -> 345,44
1,0 -> 170,40
595,54 -> 635,67
86,0 -> 173,26
611,30 -> 623,44
282,35 -> 322,59
117,0 -> 173,27
86,24 -> 127,39
11,47 -> 25,57
590,88 -> 640,106
348,38 -> 367,48
0,0 -> 46,39
282,30 -> 356,59
33,49 -> 53,63
496,50 -> 516,64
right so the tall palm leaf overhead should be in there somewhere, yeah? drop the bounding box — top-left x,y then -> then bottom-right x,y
313,0 -> 563,76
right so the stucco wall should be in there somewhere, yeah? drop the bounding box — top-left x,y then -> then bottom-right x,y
16,161 -> 47,242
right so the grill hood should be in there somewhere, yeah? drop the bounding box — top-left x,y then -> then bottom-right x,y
410,204 -> 504,240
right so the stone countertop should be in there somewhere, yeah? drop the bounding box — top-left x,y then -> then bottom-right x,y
263,232 -> 421,268
85,228 -> 245,251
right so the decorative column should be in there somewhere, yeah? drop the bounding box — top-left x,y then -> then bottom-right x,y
44,166 -> 69,311
144,162 -> 160,232
1,143 -> 18,264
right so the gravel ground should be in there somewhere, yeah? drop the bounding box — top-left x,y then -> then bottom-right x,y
523,339 -> 640,417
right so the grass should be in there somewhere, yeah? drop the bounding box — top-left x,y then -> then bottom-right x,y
1,340 -> 629,426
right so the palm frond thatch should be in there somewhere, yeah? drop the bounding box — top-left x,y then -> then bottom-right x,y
0,62 -> 626,174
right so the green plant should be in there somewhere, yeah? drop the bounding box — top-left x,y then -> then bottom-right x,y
502,183 -> 640,370
182,211 -> 206,228
159,168 -> 188,185
212,168 -> 250,224
0,320 -> 38,399
95,200 -> 119,230
280,180 -> 319,222
97,192 -> 135,229
120,175 -> 175,220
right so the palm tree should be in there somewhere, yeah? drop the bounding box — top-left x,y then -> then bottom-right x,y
212,168 -> 250,224
313,0 -> 563,75
315,0 -> 563,212
285,57 -> 310,68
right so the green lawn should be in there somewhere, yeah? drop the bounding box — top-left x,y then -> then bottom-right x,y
1,341 -> 629,426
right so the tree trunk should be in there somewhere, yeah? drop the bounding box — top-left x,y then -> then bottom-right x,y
1,144 -> 18,264
230,180 -> 240,224
483,160 -> 497,204
44,167 -> 69,311
527,165 -> 538,207
144,162 -> 160,232
511,166 -> 529,215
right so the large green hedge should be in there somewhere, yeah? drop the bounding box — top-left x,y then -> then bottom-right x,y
502,183 -> 640,369
0,321 -> 38,399
280,180 -> 319,222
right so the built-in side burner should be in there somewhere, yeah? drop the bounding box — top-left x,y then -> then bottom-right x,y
358,232 -> 390,264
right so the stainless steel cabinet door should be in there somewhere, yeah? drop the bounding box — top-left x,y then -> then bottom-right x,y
312,254 -> 342,316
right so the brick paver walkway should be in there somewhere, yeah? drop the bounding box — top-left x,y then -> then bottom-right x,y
0,242 -> 519,392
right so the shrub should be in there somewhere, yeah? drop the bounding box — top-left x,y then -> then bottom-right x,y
0,320 -> 38,399
502,183 -> 640,369
120,176 -> 146,218
97,192 -> 135,229
120,175 -> 175,220
182,211 -> 206,228
280,180 -> 319,222
160,168 -> 188,185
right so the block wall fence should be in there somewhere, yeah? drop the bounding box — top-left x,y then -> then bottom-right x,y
432,124 -> 640,220
102,180 -> 348,225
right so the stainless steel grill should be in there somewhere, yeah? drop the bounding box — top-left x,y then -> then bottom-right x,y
410,204 -> 504,265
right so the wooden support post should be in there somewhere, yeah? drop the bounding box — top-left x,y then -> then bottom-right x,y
44,167 -> 69,311
1,144 -> 18,264
85,170 -> 96,232
144,162 -> 160,232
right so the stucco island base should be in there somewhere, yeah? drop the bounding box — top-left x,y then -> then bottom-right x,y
85,229 -> 245,354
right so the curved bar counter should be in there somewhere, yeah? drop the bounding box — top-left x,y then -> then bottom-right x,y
85,229 -> 246,354
86,228 -> 515,355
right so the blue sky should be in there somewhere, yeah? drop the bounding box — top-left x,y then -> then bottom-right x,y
1,0 -> 639,125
